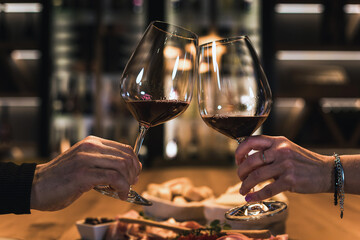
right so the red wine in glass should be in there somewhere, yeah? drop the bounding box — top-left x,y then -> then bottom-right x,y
125,100 -> 190,128
202,115 -> 268,142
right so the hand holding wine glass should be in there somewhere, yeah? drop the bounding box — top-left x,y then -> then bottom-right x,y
94,21 -> 198,205
198,36 -> 287,220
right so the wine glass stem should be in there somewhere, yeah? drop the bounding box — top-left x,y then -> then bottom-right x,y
134,124 -> 149,156
237,137 -> 265,214
125,124 -> 152,206
237,137 -> 246,144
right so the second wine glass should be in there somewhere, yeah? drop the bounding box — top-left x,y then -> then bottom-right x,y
198,36 -> 287,220
94,21 -> 198,205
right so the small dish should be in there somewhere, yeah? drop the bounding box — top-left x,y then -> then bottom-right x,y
76,219 -> 114,240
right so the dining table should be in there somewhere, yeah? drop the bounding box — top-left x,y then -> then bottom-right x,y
0,166 -> 359,240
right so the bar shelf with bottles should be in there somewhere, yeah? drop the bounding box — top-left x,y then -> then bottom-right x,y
48,0 -> 147,157
0,1 -> 50,159
263,0 -> 360,148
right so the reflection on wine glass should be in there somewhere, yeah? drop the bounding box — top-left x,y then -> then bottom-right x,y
94,21 -> 198,205
198,36 -> 287,220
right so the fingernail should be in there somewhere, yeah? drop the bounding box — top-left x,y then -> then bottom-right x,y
245,194 -> 252,202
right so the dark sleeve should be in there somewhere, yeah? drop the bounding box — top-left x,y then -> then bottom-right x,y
0,162 -> 37,214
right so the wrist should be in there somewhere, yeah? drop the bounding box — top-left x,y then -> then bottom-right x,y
30,164 -> 43,210
323,155 -> 335,193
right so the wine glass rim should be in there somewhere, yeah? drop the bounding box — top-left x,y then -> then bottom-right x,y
199,35 -> 249,48
150,21 -> 198,41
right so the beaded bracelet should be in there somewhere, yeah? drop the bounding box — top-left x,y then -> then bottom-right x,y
333,153 -> 345,218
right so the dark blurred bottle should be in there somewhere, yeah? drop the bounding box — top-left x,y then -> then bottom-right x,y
84,75 -> 94,115
0,10 -> 6,41
0,106 -> 12,160
25,13 -> 34,39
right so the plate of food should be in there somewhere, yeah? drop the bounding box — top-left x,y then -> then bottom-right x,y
142,177 -> 215,221
77,210 -> 288,240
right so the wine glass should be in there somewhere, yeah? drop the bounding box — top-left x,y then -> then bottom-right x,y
94,21 -> 198,205
198,36 -> 287,220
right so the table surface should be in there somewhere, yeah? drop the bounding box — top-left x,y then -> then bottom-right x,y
0,166 -> 359,240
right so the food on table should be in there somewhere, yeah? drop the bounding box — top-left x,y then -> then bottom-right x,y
216,233 -> 289,240
141,178 -> 215,221
105,210 -> 203,240
84,217 -> 115,225
145,177 -> 214,203
103,210 -> 288,240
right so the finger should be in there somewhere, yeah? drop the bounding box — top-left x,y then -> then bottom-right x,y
117,188 -> 130,201
77,138 -> 141,179
89,137 -> 142,177
80,152 -> 137,185
237,150 -> 275,181
94,136 -> 135,156
112,183 -> 131,201
237,151 -> 262,181
105,174 -> 131,201
87,168 -> 131,201
82,137 -> 138,162
81,136 -> 139,164
134,176 -> 140,185
74,168 -> 124,192
240,163 -> 282,195
235,153 -> 247,166
235,135 -> 273,165
101,147 -> 141,181
244,180 -> 287,202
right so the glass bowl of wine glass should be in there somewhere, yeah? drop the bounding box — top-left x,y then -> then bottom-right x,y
198,36 -> 287,221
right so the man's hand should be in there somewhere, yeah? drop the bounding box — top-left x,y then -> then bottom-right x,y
30,136 -> 141,211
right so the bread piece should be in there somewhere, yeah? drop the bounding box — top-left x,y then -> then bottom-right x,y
147,184 -> 172,201
146,183 -> 164,199
183,186 -> 211,202
163,178 -> 192,187
146,178 -> 214,203
197,186 -> 214,199
157,187 -> 172,201
173,196 -> 188,204
147,183 -> 162,195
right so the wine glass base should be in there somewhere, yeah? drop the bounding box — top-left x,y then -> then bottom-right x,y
225,201 -> 287,221
127,188 -> 153,206
94,185 -> 153,206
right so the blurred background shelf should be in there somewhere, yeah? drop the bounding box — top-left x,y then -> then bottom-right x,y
0,0 -> 359,165
263,0 -> 360,149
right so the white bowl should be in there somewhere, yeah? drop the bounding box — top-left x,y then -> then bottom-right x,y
76,220 -> 114,240
142,191 -> 209,222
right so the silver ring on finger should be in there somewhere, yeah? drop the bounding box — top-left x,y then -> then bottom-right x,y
262,152 -> 267,164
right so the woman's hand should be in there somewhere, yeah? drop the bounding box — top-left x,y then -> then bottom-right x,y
30,136 -> 141,211
235,135 -> 333,202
